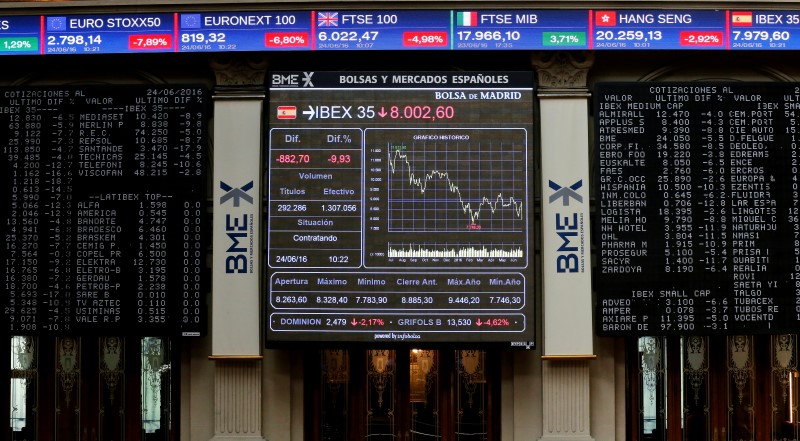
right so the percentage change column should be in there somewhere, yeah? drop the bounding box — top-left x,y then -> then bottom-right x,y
268,128 -> 363,268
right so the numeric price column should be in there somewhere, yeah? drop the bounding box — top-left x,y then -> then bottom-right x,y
172,93 -> 206,333
655,104 -> 695,275
698,109 -> 729,331
180,198 -> 204,334
698,109 -> 728,275
134,194 -> 170,326
45,107 -> 74,333
3,99 -> 34,334
788,103 -> 800,323
268,128 -> 362,268
174,90 -> 205,177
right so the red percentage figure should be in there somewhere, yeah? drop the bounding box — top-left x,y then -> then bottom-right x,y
403,31 -> 448,47
351,317 -> 386,326
477,318 -> 512,327
265,32 -> 309,48
129,34 -> 172,50
679,31 -> 723,47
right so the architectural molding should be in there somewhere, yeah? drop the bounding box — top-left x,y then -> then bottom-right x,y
211,359 -> 266,441
539,361 -> 595,441
210,55 -> 269,89
638,62 -> 795,82
531,51 -> 594,91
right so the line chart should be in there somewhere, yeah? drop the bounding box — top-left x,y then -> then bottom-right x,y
363,127 -> 530,267
385,131 -> 527,233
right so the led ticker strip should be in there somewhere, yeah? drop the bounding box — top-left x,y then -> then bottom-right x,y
590,10 -> 728,49
0,16 -> 38,54
43,13 -> 175,54
178,11 -> 313,52
0,9 -> 799,55
312,10 -> 451,50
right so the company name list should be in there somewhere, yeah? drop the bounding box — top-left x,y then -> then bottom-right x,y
2,86 -> 208,335
595,83 -> 800,335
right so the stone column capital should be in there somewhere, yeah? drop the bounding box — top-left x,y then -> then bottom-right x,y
210,55 -> 269,91
531,51 -> 594,93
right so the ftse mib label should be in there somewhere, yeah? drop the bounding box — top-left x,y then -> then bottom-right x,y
594,82 -> 800,335
1,86 -> 208,336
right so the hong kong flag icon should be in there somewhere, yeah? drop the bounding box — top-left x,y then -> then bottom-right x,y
595,11 -> 617,26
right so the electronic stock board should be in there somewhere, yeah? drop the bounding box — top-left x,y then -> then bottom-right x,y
1,86 -> 208,336
2,9 -> 800,55
595,82 -> 800,336
266,72 -> 534,346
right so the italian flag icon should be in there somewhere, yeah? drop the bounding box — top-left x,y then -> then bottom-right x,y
457,11 -> 479,27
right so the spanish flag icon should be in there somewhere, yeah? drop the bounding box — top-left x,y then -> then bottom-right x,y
277,106 -> 297,119
732,11 -> 753,26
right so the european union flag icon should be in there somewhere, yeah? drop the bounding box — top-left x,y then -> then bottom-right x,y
47,16 -> 67,31
181,14 -> 202,29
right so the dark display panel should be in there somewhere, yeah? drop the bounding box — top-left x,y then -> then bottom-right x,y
6,9 -> 800,54
267,71 -> 534,346
595,82 -> 800,335
2,86 -> 208,336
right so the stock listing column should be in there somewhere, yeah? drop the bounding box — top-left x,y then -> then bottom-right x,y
722,89 -> 780,331
595,83 -> 800,337
649,88 -> 702,331
787,89 -> 800,326
2,91 -> 51,333
1,86 -> 208,336
533,52 -> 595,441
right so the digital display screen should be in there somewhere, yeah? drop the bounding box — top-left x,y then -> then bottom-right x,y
266,71 -> 534,346
0,16 -> 40,55
177,11 -> 313,52
595,82 -> 800,335
453,10 -> 588,50
2,86 -> 208,336
0,9 -> 799,55
313,10 -> 451,50
43,13 -> 176,54
728,11 -> 800,50
591,10 -> 727,49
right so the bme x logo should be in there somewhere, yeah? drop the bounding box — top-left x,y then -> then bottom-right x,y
548,180 -> 583,206
219,181 -> 254,207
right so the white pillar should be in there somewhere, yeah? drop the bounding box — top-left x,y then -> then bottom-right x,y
209,56 -> 268,441
533,52 -> 595,441
211,93 -> 263,356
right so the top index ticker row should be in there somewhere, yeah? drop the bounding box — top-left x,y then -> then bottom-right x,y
0,9 -> 798,55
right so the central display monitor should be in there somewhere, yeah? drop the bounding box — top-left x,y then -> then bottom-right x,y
266,71 -> 534,346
